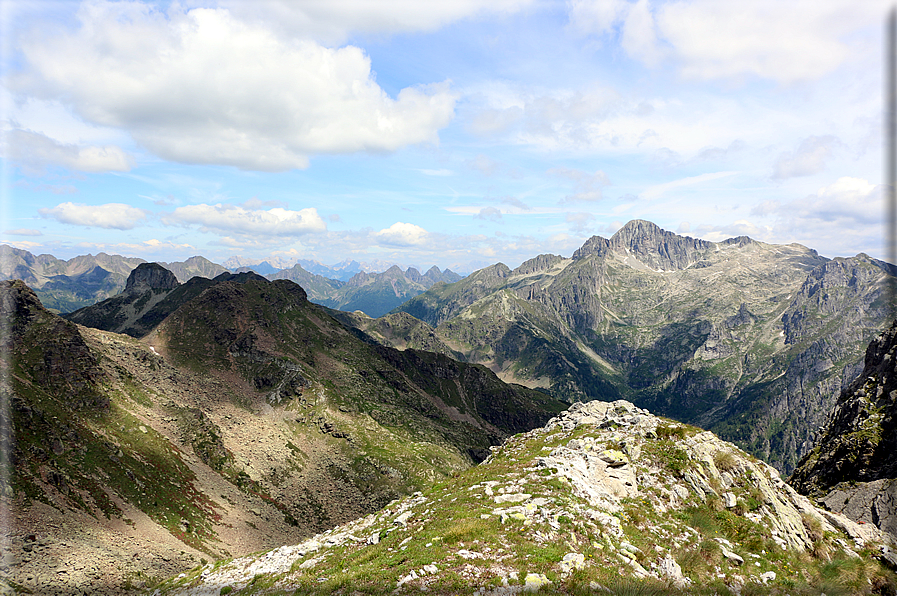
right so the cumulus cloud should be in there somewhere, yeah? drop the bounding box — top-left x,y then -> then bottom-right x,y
468,154 -> 501,176
15,2 -> 457,171
500,196 -> 531,211
549,167 -> 610,203
375,222 -> 429,246
164,204 -> 327,236
39,202 -> 148,229
791,177 -> 880,224
695,220 -> 772,242
3,128 -> 133,173
772,136 -> 841,179
569,0 -> 882,83
744,177 -> 882,257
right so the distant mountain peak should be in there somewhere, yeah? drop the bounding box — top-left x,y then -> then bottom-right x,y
125,262 -> 179,291
574,219 -> 714,270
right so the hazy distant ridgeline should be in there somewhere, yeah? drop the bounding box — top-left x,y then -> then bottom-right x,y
0,245 -> 462,317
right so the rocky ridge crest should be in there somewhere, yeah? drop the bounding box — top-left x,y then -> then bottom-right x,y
155,400 -> 893,596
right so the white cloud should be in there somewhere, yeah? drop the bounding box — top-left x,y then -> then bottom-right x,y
792,177 -> 881,224
565,211 -> 596,233
204,0 -> 535,44
1,240 -> 43,251
15,2 -> 457,171
569,0 -> 886,83
375,222 -> 429,246
75,239 -> 195,255
39,202 -> 148,229
772,135 -> 841,179
695,220 -> 773,243
620,0 -> 663,68
164,204 -> 327,236
2,128 -> 133,173
742,177 -> 882,257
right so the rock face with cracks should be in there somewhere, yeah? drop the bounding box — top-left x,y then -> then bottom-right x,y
155,400 -> 894,596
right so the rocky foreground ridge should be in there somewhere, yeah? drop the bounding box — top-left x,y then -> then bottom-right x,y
791,319 -> 897,540
155,401 -> 895,595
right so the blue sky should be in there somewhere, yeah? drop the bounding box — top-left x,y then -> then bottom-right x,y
0,0 -> 891,273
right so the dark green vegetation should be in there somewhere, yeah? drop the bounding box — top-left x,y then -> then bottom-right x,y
148,275 -> 565,465
382,220 -> 895,472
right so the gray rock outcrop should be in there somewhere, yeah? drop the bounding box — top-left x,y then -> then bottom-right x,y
125,262 -> 179,291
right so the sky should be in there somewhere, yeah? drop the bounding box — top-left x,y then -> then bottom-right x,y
0,0 -> 892,274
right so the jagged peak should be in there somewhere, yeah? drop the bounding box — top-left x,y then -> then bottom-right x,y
572,235 -> 610,260
721,235 -> 755,247
511,253 -> 564,276
573,220 -> 715,271
473,262 -> 511,279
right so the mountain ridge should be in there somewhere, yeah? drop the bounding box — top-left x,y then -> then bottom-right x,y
384,220 -> 895,473
154,399 -> 895,595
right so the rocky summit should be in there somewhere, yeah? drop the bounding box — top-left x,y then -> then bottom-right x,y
153,400 -> 894,596
790,319 -> 897,543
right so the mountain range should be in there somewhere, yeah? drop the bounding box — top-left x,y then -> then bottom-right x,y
4,218 -> 897,593
0,245 -> 461,318
349,220 -> 894,473
8,220 -> 894,473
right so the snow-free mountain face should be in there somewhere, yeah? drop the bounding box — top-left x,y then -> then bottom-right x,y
790,319 -> 897,541
387,220 -> 896,473
2,275 -> 565,594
